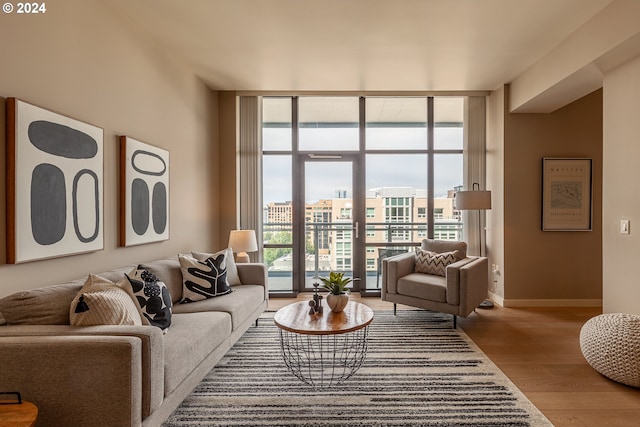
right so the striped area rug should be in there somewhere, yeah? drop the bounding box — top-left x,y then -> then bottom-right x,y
163,310 -> 554,427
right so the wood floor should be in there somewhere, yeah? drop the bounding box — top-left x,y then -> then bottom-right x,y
268,295 -> 640,427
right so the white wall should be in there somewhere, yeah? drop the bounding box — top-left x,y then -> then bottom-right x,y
602,55 -> 640,315
0,0 -> 220,298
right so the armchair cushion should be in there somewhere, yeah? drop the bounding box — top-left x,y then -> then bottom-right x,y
415,249 -> 458,276
421,239 -> 467,260
397,273 -> 447,302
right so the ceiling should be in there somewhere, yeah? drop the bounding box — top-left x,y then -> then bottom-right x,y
105,0 -> 613,93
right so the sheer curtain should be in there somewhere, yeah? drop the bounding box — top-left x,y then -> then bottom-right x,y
238,96 -> 263,262
463,96 -> 488,256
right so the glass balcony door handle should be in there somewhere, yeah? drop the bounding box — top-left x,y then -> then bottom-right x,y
354,221 -> 359,239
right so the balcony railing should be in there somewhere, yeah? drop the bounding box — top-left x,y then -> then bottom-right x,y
263,220 -> 464,292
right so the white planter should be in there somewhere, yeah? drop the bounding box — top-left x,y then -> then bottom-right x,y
326,294 -> 349,313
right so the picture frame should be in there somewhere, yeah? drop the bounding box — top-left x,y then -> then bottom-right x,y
6,98 -> 104,264
119,136 -> 170,246
542,157 -> 593,231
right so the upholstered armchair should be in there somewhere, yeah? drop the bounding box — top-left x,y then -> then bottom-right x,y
381,239 -> 488,328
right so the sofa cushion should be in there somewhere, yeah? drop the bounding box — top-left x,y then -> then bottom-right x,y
397,273 -> 447,303
415,249 -> 458,276
125,267 -> 173,331
192,248 -> 241,286
142,257 -> 183,304
70,275 -> 142,326
173,285 -> 264,330
0,280 -> 84,325
178,254 -> 232,303
163,312 -> 232,396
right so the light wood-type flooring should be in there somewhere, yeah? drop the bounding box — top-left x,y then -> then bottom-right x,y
268,295 -> 640,427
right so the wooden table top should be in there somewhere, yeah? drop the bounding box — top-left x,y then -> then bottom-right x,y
274,299 -> 374,335
0,401 -> 38,427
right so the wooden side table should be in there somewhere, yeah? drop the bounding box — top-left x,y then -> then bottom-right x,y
0,401 -> 38,427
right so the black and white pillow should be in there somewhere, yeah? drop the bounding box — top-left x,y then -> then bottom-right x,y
125,266 -> 172,330
179,253 -> 232,303
192,248 -> 240,286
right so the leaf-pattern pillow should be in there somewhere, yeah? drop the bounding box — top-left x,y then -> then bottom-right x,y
179,254 -> 232,303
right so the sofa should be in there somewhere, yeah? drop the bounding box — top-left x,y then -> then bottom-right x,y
381,239 -> 488,327
0,254 -> 268,427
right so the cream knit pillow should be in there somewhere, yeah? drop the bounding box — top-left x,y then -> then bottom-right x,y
70,274 -> 142,326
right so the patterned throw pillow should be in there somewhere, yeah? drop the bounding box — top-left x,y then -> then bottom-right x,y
415,249 -> 458,277
125,266 -> 172,330
192,248 -> 241,286
70,274 -> 142,326
179,253 -> 233,303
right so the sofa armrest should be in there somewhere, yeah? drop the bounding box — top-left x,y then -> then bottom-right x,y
0,335 -> 142,427
458,257 -> 489,317
445,257 -> 476,305
236,263 -> 268,300
0,324 -> 163,419
382,252 -> 416,296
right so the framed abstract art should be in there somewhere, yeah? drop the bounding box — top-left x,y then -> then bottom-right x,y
119,136 -> 170,246
6,98 -> 104,263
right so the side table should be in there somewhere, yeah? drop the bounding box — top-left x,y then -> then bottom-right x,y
274,299 -> 374,389
0,401 -> 38,427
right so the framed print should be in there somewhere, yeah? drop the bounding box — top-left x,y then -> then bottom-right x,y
119,136 -> 169,246
542,158 -> 593,231
6,98 -> 104,264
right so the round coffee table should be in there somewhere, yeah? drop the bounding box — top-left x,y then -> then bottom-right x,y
274,299 -> 374,388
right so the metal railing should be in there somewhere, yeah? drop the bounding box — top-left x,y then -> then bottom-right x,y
263,220 -> 464,291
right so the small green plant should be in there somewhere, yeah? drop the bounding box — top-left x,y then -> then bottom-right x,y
319,271 -> 356,295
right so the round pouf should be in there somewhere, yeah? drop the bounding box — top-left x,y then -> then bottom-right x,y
580,313 -> 640,388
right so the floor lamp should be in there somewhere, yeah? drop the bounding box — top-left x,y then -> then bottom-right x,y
455,183 -> 493,309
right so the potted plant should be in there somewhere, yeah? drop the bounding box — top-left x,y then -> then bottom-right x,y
319,271 -> 356,313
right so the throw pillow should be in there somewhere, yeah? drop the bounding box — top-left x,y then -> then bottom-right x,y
415,249 -> 458,277
69,274 -> 142,326
192,248 -> 241,286
125,266 -> 173,330
179,253 -> 233,303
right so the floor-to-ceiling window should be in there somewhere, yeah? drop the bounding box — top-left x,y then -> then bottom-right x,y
262,96 -> 464,296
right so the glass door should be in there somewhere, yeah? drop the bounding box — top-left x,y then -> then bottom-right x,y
299,156 -> 362,292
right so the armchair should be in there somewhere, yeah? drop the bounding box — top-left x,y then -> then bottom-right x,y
381,239 -> 488,328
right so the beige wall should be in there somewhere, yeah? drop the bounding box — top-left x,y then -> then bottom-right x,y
0,0 -> 219,298
602,56 -> 640,315
499,88 -> 603,305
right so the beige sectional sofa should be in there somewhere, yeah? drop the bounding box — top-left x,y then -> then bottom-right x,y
0,255 -> 268,427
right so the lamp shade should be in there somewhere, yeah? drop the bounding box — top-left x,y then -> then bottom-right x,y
228,230 -> 258,253
455,190 -> 491,210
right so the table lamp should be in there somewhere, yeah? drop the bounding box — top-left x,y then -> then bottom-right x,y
228,230 -> 258,263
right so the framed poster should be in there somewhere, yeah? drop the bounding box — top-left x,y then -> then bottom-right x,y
6,98 -> 104,263
119,136 -> 170,246
542,158 -> 593,231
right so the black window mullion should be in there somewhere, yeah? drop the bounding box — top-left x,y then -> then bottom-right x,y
291,96 -> 304,293
427,97 -> 435,240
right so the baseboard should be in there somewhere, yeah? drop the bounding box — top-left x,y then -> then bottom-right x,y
488,291 -> 504,307
501,298 -> 602,308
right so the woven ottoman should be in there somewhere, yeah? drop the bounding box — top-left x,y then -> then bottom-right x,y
580,313 -> 640,388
